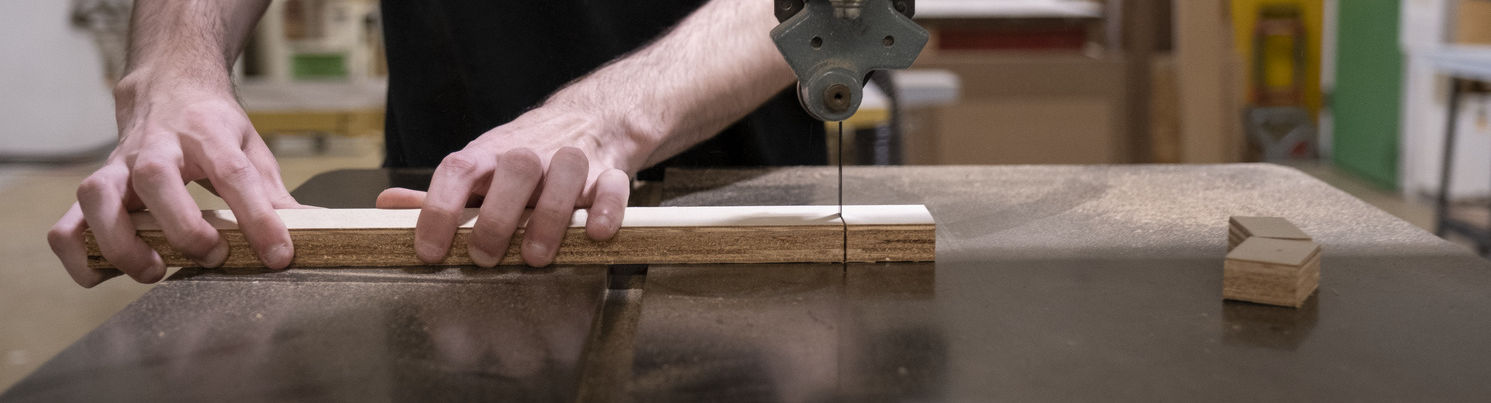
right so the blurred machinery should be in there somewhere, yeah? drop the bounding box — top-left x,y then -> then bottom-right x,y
1243,4 -> 1317,161
771,0 -> 929,122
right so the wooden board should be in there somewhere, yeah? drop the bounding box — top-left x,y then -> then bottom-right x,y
84,205 -> 936,269
1223,237 -> 1321,308
842,205 -> 937,262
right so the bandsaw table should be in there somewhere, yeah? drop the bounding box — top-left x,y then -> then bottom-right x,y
4,165 -> 1490,401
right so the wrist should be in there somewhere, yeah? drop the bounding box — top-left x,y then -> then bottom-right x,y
112,65 -> 242,140
114,64 -> 235,103
545,83 -> 666,174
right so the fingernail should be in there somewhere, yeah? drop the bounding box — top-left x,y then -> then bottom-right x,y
141,253 -> 167,284
469,245 -> 498,268
591,215 -> 613,232
523,240 -> 551,265
416,241 -> 443,264
144,268 -> 166,284
197,240 -> 229,268
268,242 -> 294,269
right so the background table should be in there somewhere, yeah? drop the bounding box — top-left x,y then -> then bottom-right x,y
1428,46 -> 1491,256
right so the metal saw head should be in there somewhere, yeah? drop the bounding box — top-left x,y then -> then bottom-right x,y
770,0 -> 929,122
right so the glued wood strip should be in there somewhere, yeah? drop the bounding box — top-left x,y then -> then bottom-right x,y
85,205 -> 936,269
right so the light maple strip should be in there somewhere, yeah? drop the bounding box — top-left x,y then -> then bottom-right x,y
85,205 -> 935,269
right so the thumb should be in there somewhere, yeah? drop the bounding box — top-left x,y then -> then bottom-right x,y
376,187 -> 428,209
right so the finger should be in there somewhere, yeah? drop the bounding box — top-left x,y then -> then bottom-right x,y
585,169 -> 630,241
244,136 -> 304,209
417,151 -> 494,263
76,166 -> 167,283
376,187 -> 428,209
522,147 -> 588,267
468,149 -> 543,267
130,155 -> 229,268
196,150 -> 293,269
48,203 -> 124,287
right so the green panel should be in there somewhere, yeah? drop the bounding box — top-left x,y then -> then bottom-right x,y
1331,0 -> 1401,188
292,53 -> 349,80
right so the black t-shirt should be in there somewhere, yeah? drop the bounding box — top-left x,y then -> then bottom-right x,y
378,1 -> 826,177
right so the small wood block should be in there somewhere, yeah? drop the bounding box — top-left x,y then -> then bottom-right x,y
1228,216 -> 1311,250
842,205 -> 936,262
84,205 -> 937,269
1223,237 -> 1321,308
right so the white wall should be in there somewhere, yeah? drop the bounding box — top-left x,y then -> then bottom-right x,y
0,1 -> 117,155
1400,0 -> 1491,199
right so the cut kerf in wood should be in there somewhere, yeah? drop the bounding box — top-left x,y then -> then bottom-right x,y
85,205 -> 936,269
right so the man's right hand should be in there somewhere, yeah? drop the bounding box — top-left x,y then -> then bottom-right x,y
48,75 -> 304,287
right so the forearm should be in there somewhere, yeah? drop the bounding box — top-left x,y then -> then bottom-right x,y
546,0 -> 796,171
121,0 -> 271,92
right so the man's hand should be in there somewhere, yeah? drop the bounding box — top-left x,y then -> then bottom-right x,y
375,106 -> 633,267
48,0 -> 286,287
48,77 -> 304,287
373,0 -> 794,267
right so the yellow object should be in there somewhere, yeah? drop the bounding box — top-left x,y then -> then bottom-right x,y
1231,0 -> 1324,114
1262,32 -> 1299,91
835,107 -> 891,131
248,109 -> 384,138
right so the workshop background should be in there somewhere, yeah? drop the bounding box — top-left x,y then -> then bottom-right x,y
1,0 -> 1488,391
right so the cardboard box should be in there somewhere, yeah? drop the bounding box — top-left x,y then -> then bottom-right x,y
1457,0 -> 1491,44
926,98 -> 1115,164
905,53 -> 1129,164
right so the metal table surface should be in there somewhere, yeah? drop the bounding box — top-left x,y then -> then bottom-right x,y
5,165 -> 1490,402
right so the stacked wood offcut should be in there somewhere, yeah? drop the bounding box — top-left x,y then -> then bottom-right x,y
1224,217 -> 1319,308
